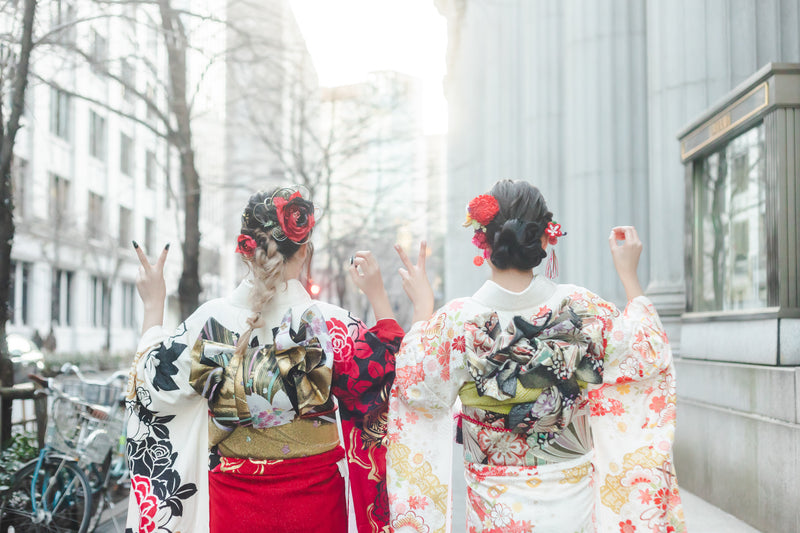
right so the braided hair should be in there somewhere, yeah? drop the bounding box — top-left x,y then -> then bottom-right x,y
234,188 -> 315,356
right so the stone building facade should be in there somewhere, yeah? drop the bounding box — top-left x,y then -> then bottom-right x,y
434,1 -> 800,531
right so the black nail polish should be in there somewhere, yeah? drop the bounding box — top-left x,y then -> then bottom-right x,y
165,243 -> 170,250
132,240 -> 139,249
350,256 -> 354,265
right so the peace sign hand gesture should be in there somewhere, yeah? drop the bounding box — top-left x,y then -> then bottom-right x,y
395,242 -> 434,323
134,241 -> 169,333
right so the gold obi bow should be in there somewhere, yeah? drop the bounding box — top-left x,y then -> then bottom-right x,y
189,306 -> 335,446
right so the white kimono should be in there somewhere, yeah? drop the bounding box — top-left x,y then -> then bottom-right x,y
387,276 -> 686,533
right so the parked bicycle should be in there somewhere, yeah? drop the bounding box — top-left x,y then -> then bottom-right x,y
0,364 -> 129,533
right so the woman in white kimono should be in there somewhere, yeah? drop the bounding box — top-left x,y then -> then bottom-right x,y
387,180 -> 687,533
127,188 -> 404,533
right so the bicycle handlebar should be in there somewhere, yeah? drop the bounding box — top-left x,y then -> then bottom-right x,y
59,364 -> 128,386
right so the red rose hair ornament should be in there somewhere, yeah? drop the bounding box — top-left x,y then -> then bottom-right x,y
272,191 -> 316,243
236,234 -> 257,257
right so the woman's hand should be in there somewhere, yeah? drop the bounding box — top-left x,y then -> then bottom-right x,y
608,226 -> 644,300
349,251 -> 394,321
134,242 -> 169,334
395,242 -> 434,323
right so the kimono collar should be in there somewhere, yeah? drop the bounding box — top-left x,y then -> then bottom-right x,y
226,278 -> 312,312
471,275 -> 557,311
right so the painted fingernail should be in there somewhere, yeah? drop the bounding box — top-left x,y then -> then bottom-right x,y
165,243 -> 170,250
132,240 -> 139,249
350,256 -> 354,265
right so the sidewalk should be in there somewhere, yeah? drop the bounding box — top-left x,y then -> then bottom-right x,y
102,490 -> 761,532
682,491 -> 763,533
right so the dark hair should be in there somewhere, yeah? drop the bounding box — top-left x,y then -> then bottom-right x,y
240,189 -> 314,261
484,180 -> 553,270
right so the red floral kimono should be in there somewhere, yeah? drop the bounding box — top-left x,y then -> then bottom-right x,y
126,279 -> 402,533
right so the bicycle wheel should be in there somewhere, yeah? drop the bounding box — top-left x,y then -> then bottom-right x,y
0,456 -> 92,533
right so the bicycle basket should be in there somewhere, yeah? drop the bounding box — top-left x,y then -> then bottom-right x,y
60,380 -> 126,408
46,381 -> 127,464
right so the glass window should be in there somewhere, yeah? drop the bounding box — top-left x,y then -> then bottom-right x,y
53,0 -> 76,44
120,132 -> 133,175
91,275 -> 109,328
121,281 -> 136,328
89,110 -> 106,160
50,173 -> 71,222
145,217 -> 155,253
692,124 -> 767,311
88,192 -> 105,238
145,150 -> 156,188
90,30 -> 108,71
52,269 -> 73,326
120,59 -> 136,103
119,206 -> 132,248
50,88 -> 71,140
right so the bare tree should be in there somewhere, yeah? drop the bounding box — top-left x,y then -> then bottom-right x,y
229,43 -> 424,317
0,0 -> 37,445
35,0 -> 229,319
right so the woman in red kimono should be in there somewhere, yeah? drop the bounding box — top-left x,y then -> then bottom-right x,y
126,187 -> 403,533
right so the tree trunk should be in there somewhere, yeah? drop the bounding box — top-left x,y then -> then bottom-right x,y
179,152 -> 201,318
158,0 -> 202,319
0,0 -> 36,446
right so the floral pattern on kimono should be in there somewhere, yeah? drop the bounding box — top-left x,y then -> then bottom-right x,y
386,277 -> 686,533
125,279 -> 403,533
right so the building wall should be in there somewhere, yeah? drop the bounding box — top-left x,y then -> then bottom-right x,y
9,2 -> 182,355
436,1 -> 800,531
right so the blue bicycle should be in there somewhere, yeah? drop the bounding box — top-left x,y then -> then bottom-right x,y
0,365 -> 128,532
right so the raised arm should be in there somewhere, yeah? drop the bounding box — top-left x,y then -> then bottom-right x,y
349,250 -> 395,321
395,241 -> 435,323
608,226 -> 644,301
133,241 -> 169,334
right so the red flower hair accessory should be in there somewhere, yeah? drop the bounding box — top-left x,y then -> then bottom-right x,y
545,221 -> 566,245
463,194 -> 500,229
272,191 -> 315,243
235,234 -> 257,257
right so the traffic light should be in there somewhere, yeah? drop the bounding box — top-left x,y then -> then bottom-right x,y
309,280 -> 321,297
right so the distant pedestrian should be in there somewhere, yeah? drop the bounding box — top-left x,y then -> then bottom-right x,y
387,179 -> 687,533
31,329 -> 42,349
42,327 -> 56,353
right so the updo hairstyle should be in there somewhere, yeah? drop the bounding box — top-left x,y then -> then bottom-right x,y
234,189 -> 314,356
484,180 -> 553,271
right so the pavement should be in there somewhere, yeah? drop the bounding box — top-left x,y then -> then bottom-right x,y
681,491 -> 763,533
99,481 -> 763,533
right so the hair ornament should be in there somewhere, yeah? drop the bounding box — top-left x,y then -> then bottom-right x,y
463,194 -> 500,230
544,221 -> 565,279
465,194 -> 500,267
249,186 -> 316,244
545,221 -> 566,245
235,234 -> 257,257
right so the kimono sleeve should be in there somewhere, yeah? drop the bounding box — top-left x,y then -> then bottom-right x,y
579,292 -> 687,533
330,316 -> 404,533
129,304 -> 212,415
387,303 -> 469,533
125,304 -> 217,533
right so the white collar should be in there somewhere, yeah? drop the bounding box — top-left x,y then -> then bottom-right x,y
471,275 -> 557,311
226,277 -> 312,311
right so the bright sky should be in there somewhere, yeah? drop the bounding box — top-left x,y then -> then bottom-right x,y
289,0 -> 448,134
